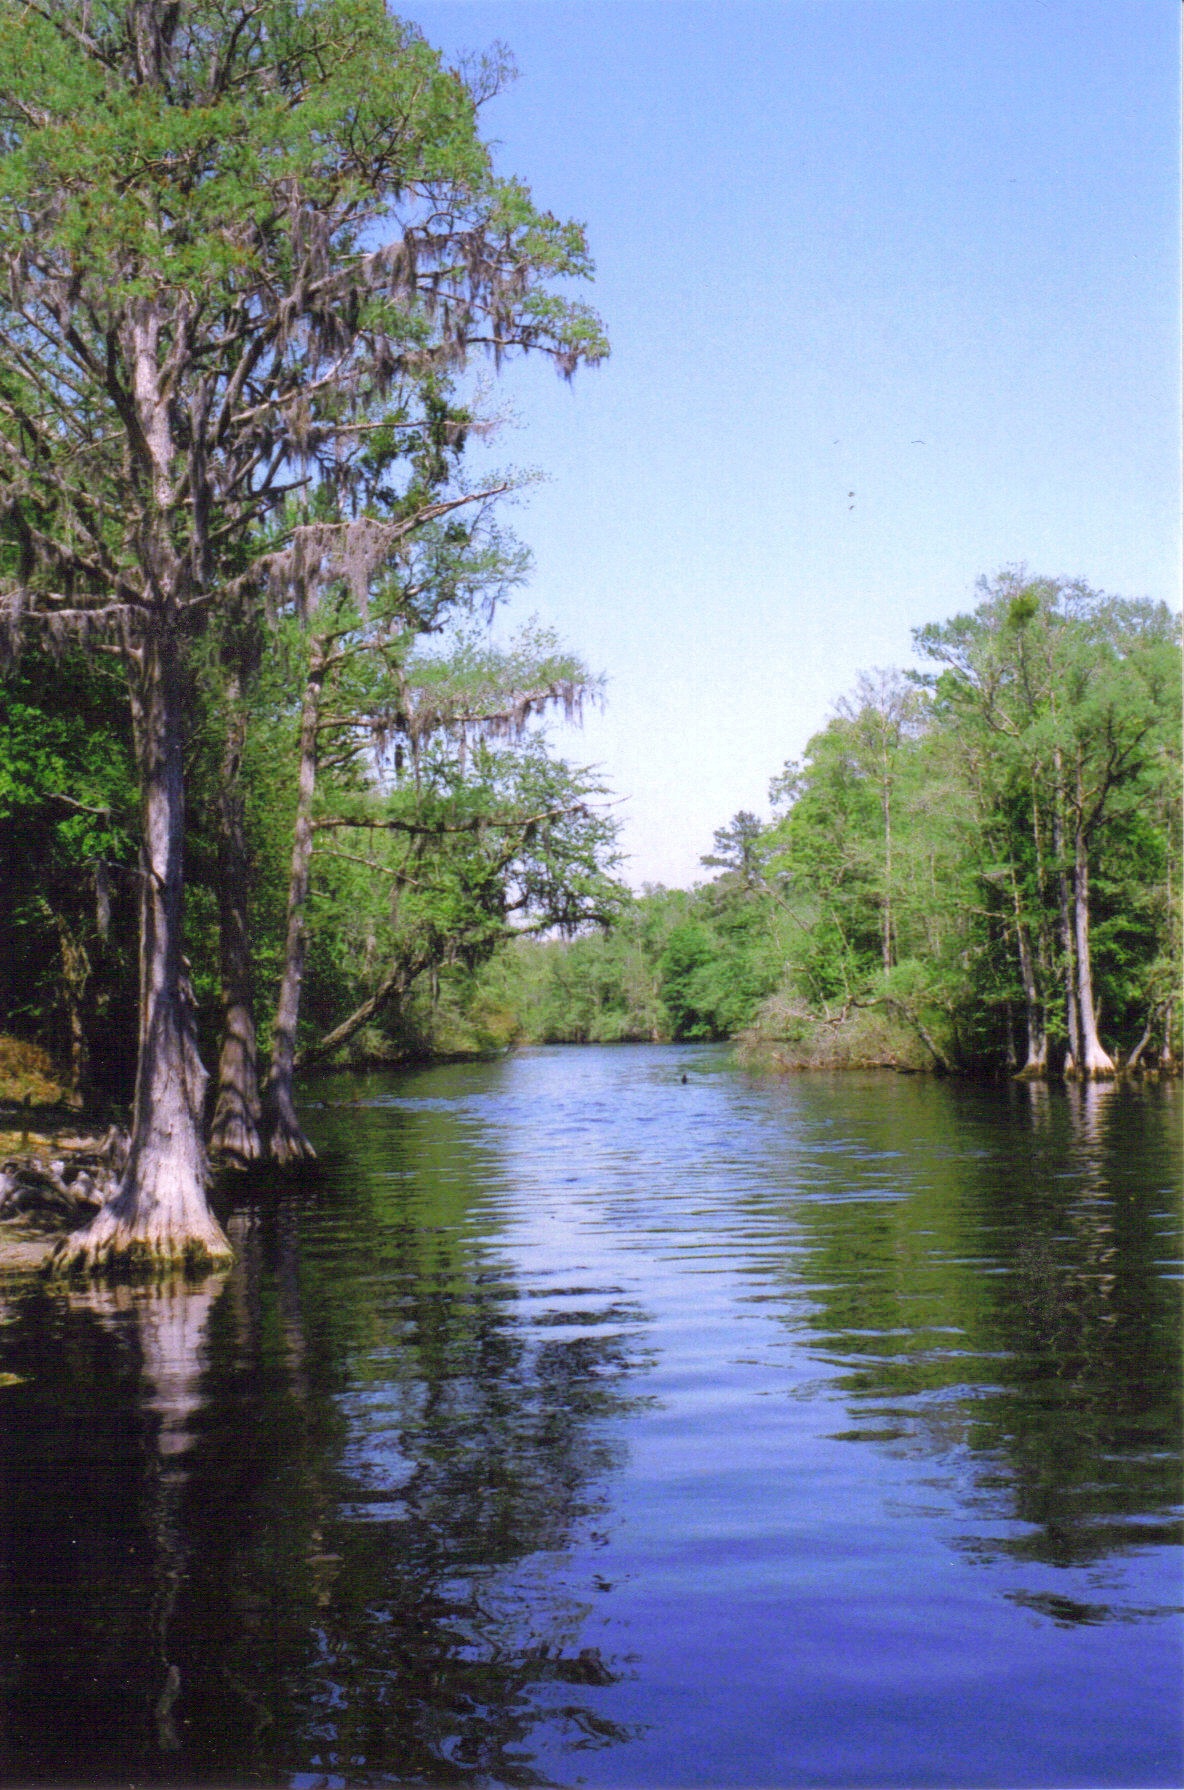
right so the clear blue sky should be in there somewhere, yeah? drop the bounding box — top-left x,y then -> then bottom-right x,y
411,0 -> 1182,889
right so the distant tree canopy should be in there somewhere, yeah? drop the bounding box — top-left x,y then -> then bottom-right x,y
472,574 -> 1180,1076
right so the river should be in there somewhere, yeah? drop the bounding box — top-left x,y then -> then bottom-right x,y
0,1045 -> 1180,1787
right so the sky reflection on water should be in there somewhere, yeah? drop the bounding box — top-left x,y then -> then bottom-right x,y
0,1047 -> 1180,1787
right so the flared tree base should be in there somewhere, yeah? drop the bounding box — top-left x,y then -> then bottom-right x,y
47,1200 -> 233,1281
266,1116 -> 318,1167
1062,1054 -> 1118,1082
263,1078 -> 317,1167
208,1105 -> 265,1170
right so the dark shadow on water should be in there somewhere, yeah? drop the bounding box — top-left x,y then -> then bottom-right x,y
0,1134 -> 651,1785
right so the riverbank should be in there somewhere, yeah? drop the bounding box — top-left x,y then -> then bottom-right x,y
3,1026 -> 1174,1286
737,999 -> 1182,1081
735,1000 -> 937,1074
0,1113 -> 124,1280
0,1221 -> 57,1277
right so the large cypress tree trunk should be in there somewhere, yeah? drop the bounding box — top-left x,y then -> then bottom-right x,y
53,629 -> 232,1273
209,687 -> 264,1165
1072,853 -> 1110,1076
1057,874 -> 1080,1077
262,642 -> 327,1164
54,302 -> 230,1273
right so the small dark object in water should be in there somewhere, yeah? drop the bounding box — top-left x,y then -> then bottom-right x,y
681,1074 -> 688,1084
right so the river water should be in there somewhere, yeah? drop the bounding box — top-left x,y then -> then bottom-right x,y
0,1045 -> 1180,1787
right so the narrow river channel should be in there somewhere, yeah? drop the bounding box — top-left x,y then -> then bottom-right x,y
1,1045 -> 1181,1787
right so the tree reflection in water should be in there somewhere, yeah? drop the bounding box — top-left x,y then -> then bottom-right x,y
0,1174 -> 648,1786
1,1057 -> 1178,1787
782,1077 -> 1182,1599
0,1273 -> 227,1781
63,1278 -> 227,1755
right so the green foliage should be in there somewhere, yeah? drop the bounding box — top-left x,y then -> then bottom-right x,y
700,810 -> 768,887
746,572 -> 1182,1072
0,2 -> 614,1112
476,571 -> 1181,1077
0,646 -> 138,1093
0,13 -> 1175,1098
270,616 -> 628,1066
453,886 -> 679,1047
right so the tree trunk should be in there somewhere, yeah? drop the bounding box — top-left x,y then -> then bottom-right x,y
1010,869 -> 1047,1077
1126,1009 -> 1156,1072
263,642 -> 327,1164
1073,764 -> 1114,1078
1003,1003 -> 1017,1072
1051,754 -> 1080,1076
209,686 -> 264,1165
883,997 -> 950,1073
53,630 -> 231,1274
55,917 -> 92,1110
54,304 -> 230,1272
295,949 -> 431,1073
1160,1002 -> 1175,1070
880,778 -> 893,972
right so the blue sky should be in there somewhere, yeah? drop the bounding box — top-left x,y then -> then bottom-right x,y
411,0 -> 1181,888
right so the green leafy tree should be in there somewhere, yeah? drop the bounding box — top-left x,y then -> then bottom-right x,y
916,573 -> 1181,1077
0,1 -> 606,1267
472,885 -> 686,1046
700,810 -> 768,889
746,573 -> 1181,1077
834,670 -> 929,970
210,496 -> 533,1165
275,626 -> 625,1079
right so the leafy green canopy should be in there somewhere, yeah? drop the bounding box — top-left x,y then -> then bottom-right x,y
289,618 -> 625,1066
0,0 -> 608,647
0,0 -> 614,1109
0,645 -> 138,1088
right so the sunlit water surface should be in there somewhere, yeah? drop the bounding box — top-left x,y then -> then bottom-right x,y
1,1046 -> 1181,1787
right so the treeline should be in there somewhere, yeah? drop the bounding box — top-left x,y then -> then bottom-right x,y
454,572 -> 1181,1078
0,618 -> 623,1107
3,572 -> 1175,1133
